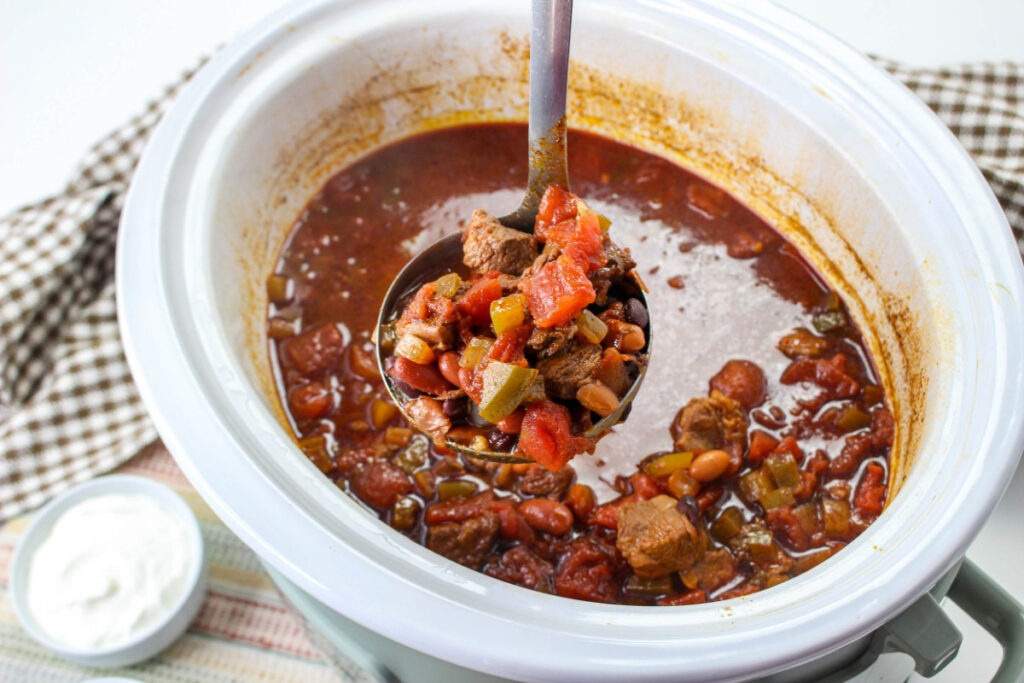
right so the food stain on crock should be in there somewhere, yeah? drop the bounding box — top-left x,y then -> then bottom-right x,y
238,29 -> 925,520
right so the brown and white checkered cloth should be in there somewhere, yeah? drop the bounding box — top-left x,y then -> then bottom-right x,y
1,59 -> 1022,521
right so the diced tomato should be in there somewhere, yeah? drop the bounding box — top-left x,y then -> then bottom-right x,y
718,582 -> 762,601
554,537 -> 619,603
773,435 -> 804,464
519,255 -> 596,328
829,432 -> 872,477
387,356 -> 454,395
629,472 -> 661,500
870,407 -> 895,447
489,500 -> 536,542
535,185 -> 577,237
854,462 -> 887,517
400,282 -> 457,326
537,215 -> 606,273
519,399 -> 575,471
591,499 -> 625,530
780,353 -> 859,400
459,365 -> 484,403
455,273 -> 502,324
806,450 -> 829,476
765,506 -> 810,551
496,409 -> 525,434
282,323 -> 345,375
487,325 -> 532,364
793,471 -> 817,502
568,215 -> 608,273
658,589 -> 707,606
539,218 -> 577,248
748,430 -> 780,463
696,484 -> 724,511
591,475 -> 660,530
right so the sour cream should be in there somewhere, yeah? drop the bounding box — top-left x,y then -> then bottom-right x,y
25,493 -> 191,650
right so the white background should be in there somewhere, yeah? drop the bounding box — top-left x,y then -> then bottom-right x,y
1,1 -> 1022,680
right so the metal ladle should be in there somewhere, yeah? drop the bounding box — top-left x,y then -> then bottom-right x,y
375,0 -> 650,463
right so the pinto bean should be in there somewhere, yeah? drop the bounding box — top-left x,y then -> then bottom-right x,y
438,351 -> 463,388
576,381 -> 620,417
617,323 -> 646,352
689,449 -> 730,482
565,483 -> 596,521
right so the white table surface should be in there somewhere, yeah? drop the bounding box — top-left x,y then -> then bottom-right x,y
1,1 -> 1021,681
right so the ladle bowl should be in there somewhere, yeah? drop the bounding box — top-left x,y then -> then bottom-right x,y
373,0 -> 651,462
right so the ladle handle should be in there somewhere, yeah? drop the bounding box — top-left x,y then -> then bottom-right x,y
503,0 -> 573,232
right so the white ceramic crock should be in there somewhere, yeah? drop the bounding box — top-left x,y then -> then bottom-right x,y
116,1 -> 1024,681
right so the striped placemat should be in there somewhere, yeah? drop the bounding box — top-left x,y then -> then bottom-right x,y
0,443 -> 343,682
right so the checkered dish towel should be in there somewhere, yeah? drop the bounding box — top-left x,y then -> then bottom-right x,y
1,61 -> 1022,521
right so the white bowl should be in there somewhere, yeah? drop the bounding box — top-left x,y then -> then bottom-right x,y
9,475 -> 207,668
116,0 -> 1024,680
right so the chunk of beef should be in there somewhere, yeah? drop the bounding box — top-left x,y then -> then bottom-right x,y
671,390 -> 748,453
590,242 -> 637,306
426,512 -> 500,568
527,322 -> 578,359
462,209 -> 539,275
616,495 -> 707,578
536,342 -> 603,400
519,463 -> 574,498
521,241 -> 562,279
397,319 -> 454,349
485,546 -> 555,592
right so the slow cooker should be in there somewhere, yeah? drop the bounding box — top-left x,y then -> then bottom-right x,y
117,0 -> 1024,680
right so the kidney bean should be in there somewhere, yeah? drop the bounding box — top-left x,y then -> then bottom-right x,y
518,498 -> 574,535
388,356 -> 453,395
438,351 -> 463,388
